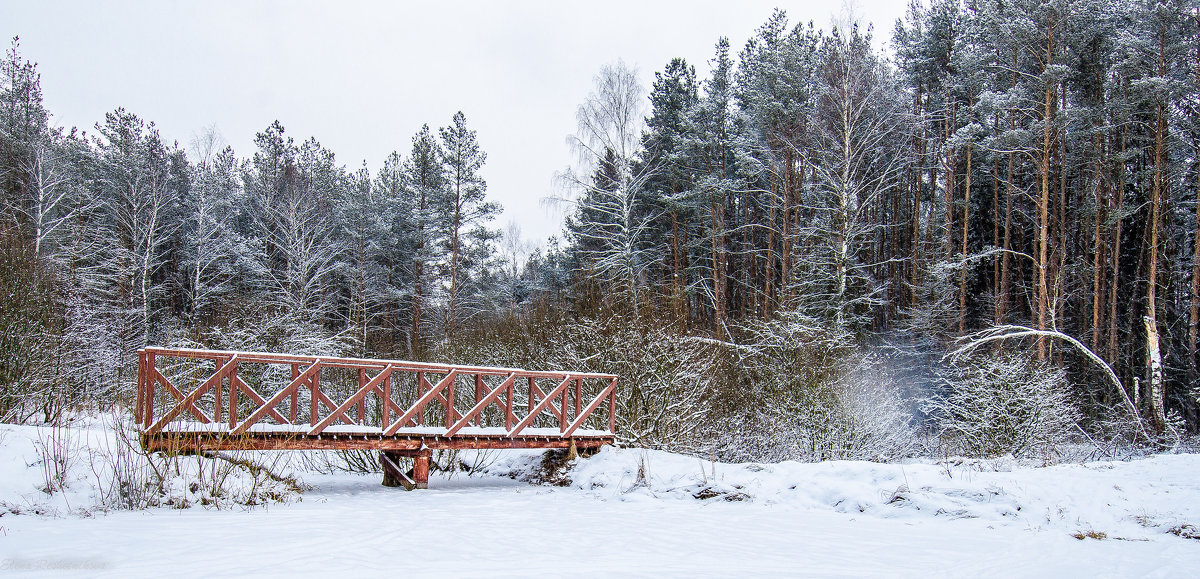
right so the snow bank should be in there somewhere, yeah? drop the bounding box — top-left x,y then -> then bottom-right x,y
486,445 -> 1200,541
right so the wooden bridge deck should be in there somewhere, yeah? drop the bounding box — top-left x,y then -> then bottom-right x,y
136,347 -> 618,488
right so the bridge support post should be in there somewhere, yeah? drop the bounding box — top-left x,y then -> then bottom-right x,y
380,449 -> 432,490
412,450 -> 430,489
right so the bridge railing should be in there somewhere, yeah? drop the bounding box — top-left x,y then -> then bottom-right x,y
135,347 -> 618,440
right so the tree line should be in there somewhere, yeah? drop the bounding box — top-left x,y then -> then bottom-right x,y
558,0 -> 1200,440
3,0 -> 1199,453
0,37 -> 501,421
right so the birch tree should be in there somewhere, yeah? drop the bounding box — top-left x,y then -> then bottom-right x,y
561,60 -> 660,316
794,26 -> 906,332
93,109 -> 185,356
183,129 -> 247,327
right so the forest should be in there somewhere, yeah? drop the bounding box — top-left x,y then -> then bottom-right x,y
2,0 -> 1200,462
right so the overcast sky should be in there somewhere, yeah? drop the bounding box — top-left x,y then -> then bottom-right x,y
4,0 -> 908,244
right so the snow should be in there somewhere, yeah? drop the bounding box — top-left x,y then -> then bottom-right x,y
2,422 -> 1199,576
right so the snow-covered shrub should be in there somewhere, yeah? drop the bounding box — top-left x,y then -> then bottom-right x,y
925,353 -> 1079,458
722,353 -> 916,463
0,414 -> 307,515
824,356 -> 917,459
83,414 -> 307,511
705,314 -> 916,463
0,232 -> 69,423
444,311 -> 919,463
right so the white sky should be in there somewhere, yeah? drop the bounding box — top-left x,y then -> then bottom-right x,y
3,0 -> 908,244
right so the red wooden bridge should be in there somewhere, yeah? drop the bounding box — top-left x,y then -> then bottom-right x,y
136,347 -> 618,489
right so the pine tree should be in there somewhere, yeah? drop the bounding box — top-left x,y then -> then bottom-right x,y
0,36 -> 49,227
691,38 -> 740,326
91,108 -> 186,363
643,57 -> 700,321
439,111 -> 498,336
403,124 -> 445,357
371,150 -> 419,355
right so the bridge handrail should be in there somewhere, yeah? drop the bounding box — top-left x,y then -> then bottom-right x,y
140,346 -> 619,379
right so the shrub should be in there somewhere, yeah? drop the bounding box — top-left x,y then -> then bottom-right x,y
926,353 -> 1080,458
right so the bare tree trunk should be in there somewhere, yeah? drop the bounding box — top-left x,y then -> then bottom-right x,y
680,216 -> 689,324
996,54 -> 1017,326
992,136 -> 1000,323
412,185 -> 426,357
1191,149 -> 1200,382
1190,9 -> 1200,382
944,99 -> 956,259
1145,28 -> 1168,434
998,148 -> 1014,325
671,209 -> 682,320
448,195 -> 461,338
712,202 -> 726,325
1036,18 -> 1057,361
1109,97 -> 1128,367
958,143 -> 972,334
764,177 -> 777,316
911,89 -> 925,309
781,147 -> 796,308
1091,156 -> 1106,351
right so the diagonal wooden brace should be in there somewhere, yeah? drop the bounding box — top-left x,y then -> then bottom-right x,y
233,374 -> 290,425
528,379 -> 564,422
383,371 -> 458,435
446,373 -> 517,436
153,368 -> 212,423
231,359 -> 320,435
147,356 -> 236,434
308,366 -> 393,435
508,376 -> 573,437
562,381 -> 617,437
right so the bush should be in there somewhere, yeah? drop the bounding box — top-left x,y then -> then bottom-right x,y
715,351 -> 916,463
701,315 -> 916,463
926,353 -> 1080,458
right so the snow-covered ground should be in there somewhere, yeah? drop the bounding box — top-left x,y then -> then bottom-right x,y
1,423 -> 1199,577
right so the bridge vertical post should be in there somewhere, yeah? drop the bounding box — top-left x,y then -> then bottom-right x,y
290,364 -> 299,424
228,357 -> 238,430
357,368 -> 367,425
310,368 -> 320,427
474,374 -> 484,426
416,371 -> 425,426
528,377 -> 535,413
382,373 -> 391,426
505,379 -> 514,430
445,374 -> 455,429
575,378 -> 582,420
213,358 -> 222,424
135,350 -> 145,425
608,378 -> 616,434
560,380 -> 568,432
144,351 -> 155,428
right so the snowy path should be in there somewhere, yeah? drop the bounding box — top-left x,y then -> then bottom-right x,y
3,467 -> 1199,577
